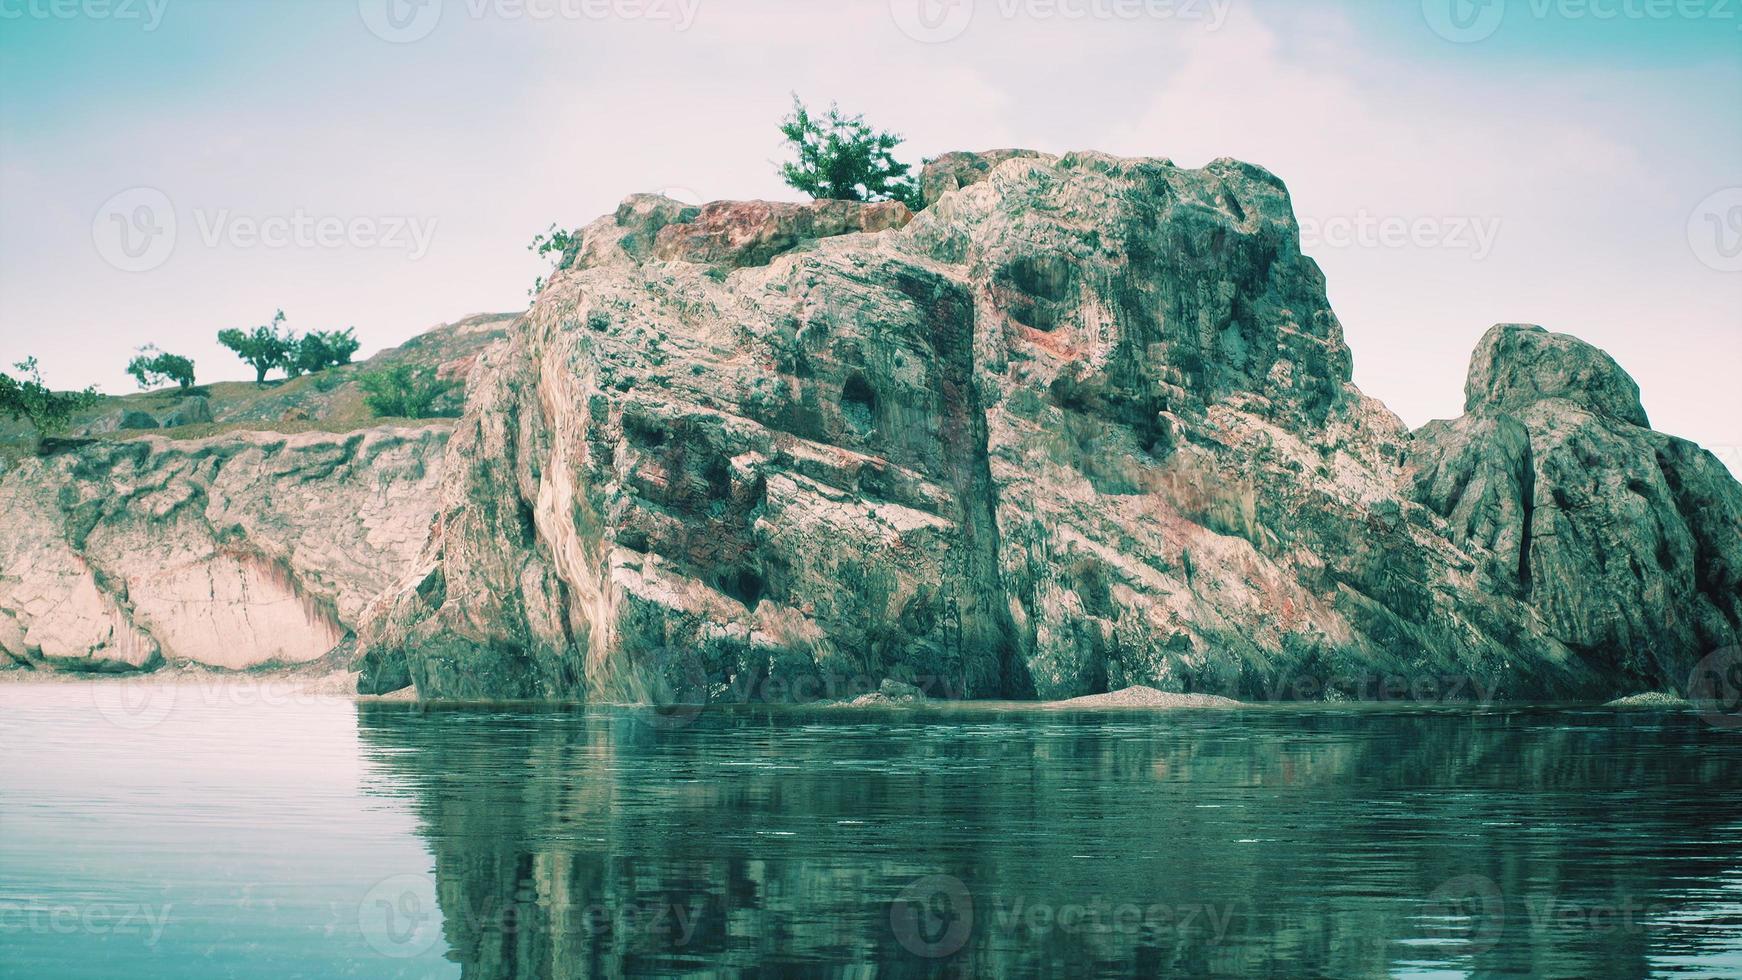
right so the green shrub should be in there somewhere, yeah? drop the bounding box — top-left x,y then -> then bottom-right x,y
357,364 -> 458,419
1,358 -> 100,435
777,95 -> 922,211
294,328 -> 361,376
528,225 -> 582,297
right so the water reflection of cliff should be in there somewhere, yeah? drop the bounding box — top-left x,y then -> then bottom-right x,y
356,704 -> 1742,978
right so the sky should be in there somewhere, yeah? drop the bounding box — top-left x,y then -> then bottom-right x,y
1,0 -> 1738,471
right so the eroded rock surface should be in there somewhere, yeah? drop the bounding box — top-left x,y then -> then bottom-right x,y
358,150 -> 1737,702
0,428 -> 447,671
1410,324 -> 1742,691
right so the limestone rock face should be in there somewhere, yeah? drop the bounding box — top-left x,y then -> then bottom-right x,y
1410,324 -> 1742,690
0,428 -> 447,671
359,150 -> 1733,702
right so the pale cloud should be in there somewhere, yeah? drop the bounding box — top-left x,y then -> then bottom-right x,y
1110,5 -> 1737,468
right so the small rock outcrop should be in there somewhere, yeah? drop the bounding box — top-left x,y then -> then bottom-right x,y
1410,324 -> 1742,691
356,150 -> 1739,703
161,396 -> 213,428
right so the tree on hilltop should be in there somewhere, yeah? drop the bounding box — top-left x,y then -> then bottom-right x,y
126,346 -> 196,390
777,96 -> 923,211
218,311 -> 296,384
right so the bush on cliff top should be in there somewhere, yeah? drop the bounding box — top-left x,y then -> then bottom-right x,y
777,95 -> 923,212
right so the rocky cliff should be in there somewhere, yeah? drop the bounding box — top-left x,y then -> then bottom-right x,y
0,428 -> 446,671
0,316 -> 511,673
5,152 -> 1736,698
348,150 -> 1740,701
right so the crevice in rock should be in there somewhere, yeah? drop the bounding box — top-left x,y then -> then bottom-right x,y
1517,441 -> 1536,596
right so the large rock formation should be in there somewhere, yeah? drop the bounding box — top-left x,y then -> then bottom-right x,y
6,152 -> 1734,699
1411,324 -> 1742,693
355,150 -> 1741,701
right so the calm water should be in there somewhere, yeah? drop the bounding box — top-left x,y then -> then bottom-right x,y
2,684 -> 1741,978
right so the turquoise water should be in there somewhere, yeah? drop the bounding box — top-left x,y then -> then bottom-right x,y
2,683 -> 1740,978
